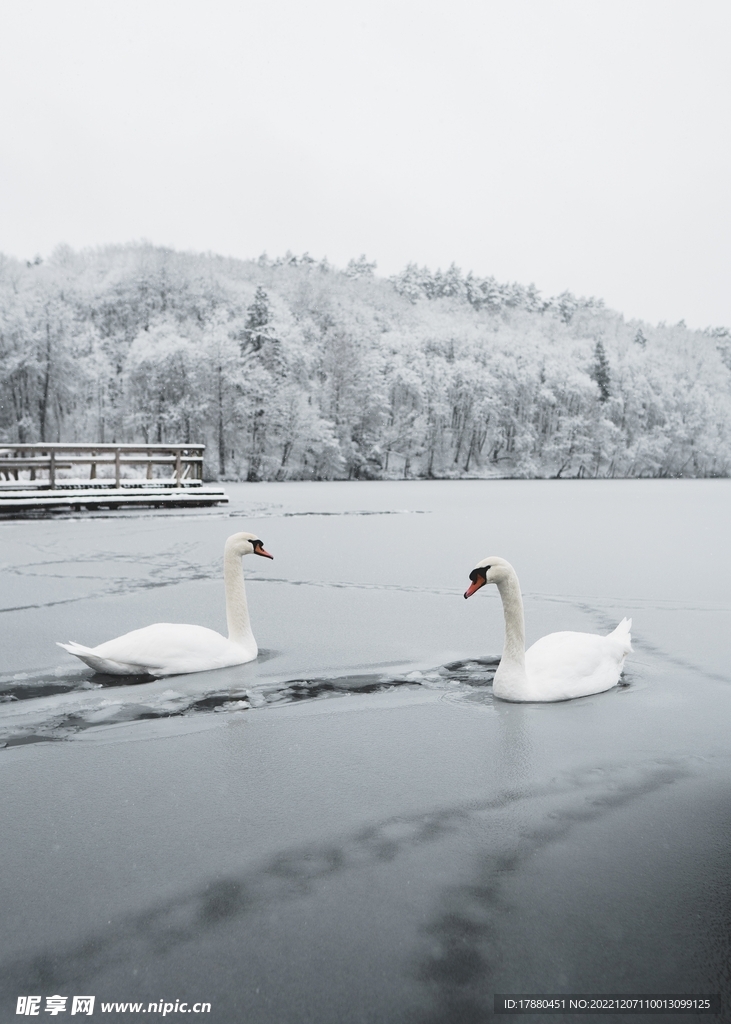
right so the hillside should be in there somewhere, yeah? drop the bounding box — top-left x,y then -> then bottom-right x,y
1,243 -> 730,480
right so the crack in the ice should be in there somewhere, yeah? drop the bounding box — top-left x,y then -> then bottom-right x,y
1,506 -> 429,523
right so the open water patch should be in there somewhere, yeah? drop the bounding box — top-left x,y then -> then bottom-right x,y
0,657 -> 501,748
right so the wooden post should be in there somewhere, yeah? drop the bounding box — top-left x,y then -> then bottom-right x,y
49,450 -> 56,489
146,450 -> 153,480
115,448 -> 121,489
175,450 -> 182,488
90,451 -> 96,479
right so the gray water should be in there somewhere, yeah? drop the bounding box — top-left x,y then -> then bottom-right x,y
1,480 -> 730,1023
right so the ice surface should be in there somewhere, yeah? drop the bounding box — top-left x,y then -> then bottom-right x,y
0,480 -> 730,1022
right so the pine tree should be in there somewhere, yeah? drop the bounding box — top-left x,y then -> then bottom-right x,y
592,340 -> 611,402
345,255 -> 377,278
241,287 -> 271,355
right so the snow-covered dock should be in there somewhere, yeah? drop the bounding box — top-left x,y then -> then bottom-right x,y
0,485 -> 229,513
0,443 -> 228,512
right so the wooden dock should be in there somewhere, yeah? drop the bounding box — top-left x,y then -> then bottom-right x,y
0,444 -> 229,513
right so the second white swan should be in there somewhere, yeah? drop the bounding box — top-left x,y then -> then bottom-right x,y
464,555 -> 631,702
58,532 -> 273,677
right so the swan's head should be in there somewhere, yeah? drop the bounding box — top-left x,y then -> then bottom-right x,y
226,532 -> 274,559
464,556 -> 513,598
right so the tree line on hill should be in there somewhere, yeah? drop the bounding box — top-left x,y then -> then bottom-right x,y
1,243 -> 730,480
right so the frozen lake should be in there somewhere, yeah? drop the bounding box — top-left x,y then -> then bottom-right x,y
1,480 -> 730,1023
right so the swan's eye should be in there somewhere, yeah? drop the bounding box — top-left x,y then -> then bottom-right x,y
469,566 -> 489,583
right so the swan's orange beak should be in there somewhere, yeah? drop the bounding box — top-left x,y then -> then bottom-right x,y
464,577 -> 485,599
254,547 -> 274,559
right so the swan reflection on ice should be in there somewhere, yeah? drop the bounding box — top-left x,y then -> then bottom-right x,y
464,556 -> 632,702
57,532 -> 273,677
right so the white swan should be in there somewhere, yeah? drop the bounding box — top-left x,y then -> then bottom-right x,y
57,532 -> 273,677
464,556 -> 631,702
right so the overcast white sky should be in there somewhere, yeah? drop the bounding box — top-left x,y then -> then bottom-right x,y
1,0 -> 729,327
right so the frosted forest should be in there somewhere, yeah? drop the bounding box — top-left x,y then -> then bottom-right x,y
1,243 -> 730,481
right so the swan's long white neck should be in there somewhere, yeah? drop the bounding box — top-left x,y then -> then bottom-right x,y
224,543 -> 255,646
493,566 -> 528,693
496,568 -> 526,667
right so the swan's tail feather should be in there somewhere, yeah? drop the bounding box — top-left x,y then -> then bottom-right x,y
610,617 -> 633,654
57,641 -> 94,655
57,641 -> 157,676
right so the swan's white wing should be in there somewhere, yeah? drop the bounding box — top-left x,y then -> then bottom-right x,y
525,629 -> 627,700
59,623 -> 254,676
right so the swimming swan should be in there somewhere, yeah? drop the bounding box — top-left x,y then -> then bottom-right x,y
57,532 -> 273,677
464,556 -> 631,702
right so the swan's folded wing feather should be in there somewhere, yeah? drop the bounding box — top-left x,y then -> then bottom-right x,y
525,630 -> 625,699
58,624 -> 254,677
91,623 -> 251,675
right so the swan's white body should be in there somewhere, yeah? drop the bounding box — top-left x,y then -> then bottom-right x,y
465,556 -> 631,702
58,532 -> 272,677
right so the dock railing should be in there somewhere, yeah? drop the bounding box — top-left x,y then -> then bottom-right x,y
0,444 -> 205,490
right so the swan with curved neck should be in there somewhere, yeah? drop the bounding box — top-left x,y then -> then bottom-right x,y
58,532 -> 273,677
464,556 -> 631,702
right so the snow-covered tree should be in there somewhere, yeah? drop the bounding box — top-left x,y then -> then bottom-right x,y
1,244 -> 728,480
